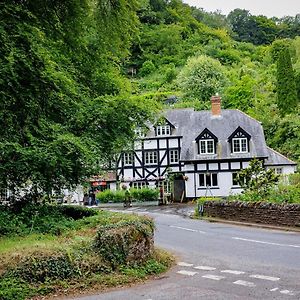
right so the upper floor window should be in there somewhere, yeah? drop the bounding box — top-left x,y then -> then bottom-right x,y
228,127 -> 251,154
156,125 -> 171,136
131,181 -> 148,189
145,151 -> 158,165
232,138 -> 248,153
196,128 -> 218,155
170,149 -> 179,163
199,140 -> 215,154
123,153 -> 134,165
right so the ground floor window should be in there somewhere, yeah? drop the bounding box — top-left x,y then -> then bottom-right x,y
157,180 -> 172,193
199,173 -> 218,187
131,181 -> 148,189
232,172 -> 239,186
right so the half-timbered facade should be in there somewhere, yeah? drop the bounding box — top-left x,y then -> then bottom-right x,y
114,95 -> 297,199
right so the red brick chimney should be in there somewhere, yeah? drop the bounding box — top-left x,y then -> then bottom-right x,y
211,94 -> 221,116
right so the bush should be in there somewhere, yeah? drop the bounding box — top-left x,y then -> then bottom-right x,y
96,188 -> 159,203
0,204 -> 98,237
130,188 -> 159,202
93,218 -> 154,268
139,60 -> 156,76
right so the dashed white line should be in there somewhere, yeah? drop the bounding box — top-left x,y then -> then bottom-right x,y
170,225 -> 206,234
280,290 -> 295,296
194,266 -> 216,271
233,280 -> 256,287
177,262 -> 194,267
202,275 -> 225,281
232,237 -> 300,248
221,270 -> 245,275
250,274 -> 280,281
177,270 -> 198,276
270,287 -> 279,292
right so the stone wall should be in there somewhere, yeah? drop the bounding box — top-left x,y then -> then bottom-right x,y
203,201 -> 300,228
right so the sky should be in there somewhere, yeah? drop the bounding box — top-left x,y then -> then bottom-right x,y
182,0 -> 300,18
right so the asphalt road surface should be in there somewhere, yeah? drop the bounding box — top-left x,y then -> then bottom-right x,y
67,206 -> 300,300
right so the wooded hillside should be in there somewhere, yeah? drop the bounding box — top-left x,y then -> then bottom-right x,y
0,0 -> 299,199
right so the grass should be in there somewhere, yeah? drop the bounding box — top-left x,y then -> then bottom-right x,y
0,205 -> 174,300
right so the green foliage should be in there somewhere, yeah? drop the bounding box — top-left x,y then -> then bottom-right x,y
177,55 -> 227,101
237,159 -> 280,195
0,204 -> 98,237
96,187 -> 159,203
275,47 -> 298,115
93,218 -> 154,267
139,60 -> 156,76
130,188 -> 159,202
0,0 -> 157,201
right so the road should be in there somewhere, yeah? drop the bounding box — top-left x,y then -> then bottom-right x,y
68,206 -> 300,300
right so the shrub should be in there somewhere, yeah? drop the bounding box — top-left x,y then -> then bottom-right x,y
139,60 -> 156,76
93,218 -> 154,268
130,188 -> 159,202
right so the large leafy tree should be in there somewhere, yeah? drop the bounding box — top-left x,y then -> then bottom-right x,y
0,0 -> 156,201
177,55 -> 227,102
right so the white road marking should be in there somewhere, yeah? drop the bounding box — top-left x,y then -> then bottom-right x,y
233,280 -> 256,287
194,266 -> 216,271
177,270 -> 198,276
170,225 -> 206,234
232,237 -> 300,248
270,287 -> 279,292
177,262 -> 194,267
202,275 -> 225,281
164,210 -> 172,213
221,270 -> 245,275
280,290 -> 295,296
250,274 -> 280,281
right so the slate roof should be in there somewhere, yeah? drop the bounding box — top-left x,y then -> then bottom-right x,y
150,108 -> 270,161
265,147 -> 297,166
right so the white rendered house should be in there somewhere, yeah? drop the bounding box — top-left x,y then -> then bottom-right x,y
114,95 -> 297,200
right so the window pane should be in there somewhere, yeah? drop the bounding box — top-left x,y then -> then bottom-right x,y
199,174 -> 205,186
200,141 -> 206,153
233,139 -> 240,152
206,174 -> 211,186
241,139 -> 247,152
207,140 -> 214,153
212,174 -> 218,186
232,173 -> 238,185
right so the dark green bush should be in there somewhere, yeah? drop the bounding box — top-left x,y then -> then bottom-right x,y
0,204 -> 98,237
93,218 -> 154,268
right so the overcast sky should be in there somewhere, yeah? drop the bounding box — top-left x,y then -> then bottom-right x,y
182,0 -> 300,18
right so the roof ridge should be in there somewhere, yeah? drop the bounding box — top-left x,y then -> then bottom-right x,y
235,109 -> 262,125
266,146 -> 296,164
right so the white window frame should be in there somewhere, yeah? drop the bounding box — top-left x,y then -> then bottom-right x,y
158,180 -> 172,193
170,149 -> 179,163
232,138 -> 248,153
145,151 -> 158,165
123,153 -> 133,166
199,173 -> 218,187
276,167 -> 283,175
156,125 -> 171,136
132,182 -> 147,189
199,139 -> 215,154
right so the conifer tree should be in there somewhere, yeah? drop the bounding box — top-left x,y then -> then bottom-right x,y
276,47 -> 298,115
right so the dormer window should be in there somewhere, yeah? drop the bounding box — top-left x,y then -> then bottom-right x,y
156,125 -> 171,136
196,128 -> 218,155
228,127 -> 251,154
200,140 -> 214,154
232,138 -> 248,153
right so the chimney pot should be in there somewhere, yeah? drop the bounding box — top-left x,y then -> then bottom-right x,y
211,94 -> 221,116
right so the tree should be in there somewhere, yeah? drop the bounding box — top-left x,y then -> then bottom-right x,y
177,55 -> 227,101
0,0 -> 157,202
276,47 -> 298,115
237,159 -> 279,195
